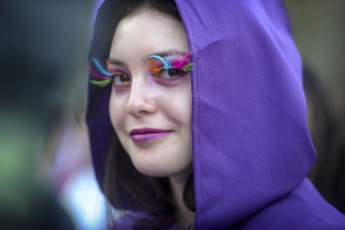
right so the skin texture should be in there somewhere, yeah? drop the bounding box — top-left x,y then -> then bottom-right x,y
108,9 -> 193,187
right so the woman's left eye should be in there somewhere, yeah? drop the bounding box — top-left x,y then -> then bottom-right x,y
159,68 -> 185,79
113,73 -> 130,86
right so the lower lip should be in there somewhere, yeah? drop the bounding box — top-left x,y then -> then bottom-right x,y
131,132 -> 171,143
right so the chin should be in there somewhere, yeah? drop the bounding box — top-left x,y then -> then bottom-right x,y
124,142 -> 193,178
133,162 -> 173,177
132,157 -> 193,179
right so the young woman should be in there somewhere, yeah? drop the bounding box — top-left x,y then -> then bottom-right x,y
86,0 -> 345,229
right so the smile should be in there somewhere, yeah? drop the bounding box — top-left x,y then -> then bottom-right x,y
129,128 -> 172,143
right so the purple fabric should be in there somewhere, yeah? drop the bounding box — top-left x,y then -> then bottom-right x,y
234,179 -> 345,229
87,0 -> 345,229
176,0 -> 312,228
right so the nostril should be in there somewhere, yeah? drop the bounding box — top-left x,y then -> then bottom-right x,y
126,91 -> 157,116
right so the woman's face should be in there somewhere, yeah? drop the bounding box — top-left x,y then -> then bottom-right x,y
108,9 -> 193,178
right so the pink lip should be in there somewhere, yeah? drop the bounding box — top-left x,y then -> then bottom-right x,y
129,128 -> 172,143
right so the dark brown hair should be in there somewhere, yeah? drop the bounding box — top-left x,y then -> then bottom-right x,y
95,0 -> 195,229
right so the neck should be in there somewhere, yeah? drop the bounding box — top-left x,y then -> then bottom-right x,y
169,171 -> 195,228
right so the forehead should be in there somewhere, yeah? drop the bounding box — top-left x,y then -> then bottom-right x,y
109,8 -> 189,60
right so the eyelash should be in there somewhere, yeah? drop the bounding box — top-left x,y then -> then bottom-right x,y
147,52 -> 193,79
89,58 -> 129,87
89,52 -> 193,87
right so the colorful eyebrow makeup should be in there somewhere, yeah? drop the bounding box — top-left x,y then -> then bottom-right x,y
89,52 -> 193,87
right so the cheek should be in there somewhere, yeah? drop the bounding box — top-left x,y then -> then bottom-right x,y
164,85 -> 192,125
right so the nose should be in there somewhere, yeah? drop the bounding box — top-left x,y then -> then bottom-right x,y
126,77 -> 157,117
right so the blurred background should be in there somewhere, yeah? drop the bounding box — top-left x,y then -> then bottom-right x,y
284,0 -> 345,215
0,0 -> 107,229
0,0 -> 344,229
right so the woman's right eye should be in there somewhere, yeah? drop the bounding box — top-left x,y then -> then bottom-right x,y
113,74 -> 130,86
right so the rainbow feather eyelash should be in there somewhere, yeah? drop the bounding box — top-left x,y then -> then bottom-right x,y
89,52 -> 193,87
147,52 -> 193,77
89,58 -> 125,87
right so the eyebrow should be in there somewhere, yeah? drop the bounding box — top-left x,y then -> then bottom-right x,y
108,50 -> 189,66
148,50 -> 188,60
108,58 -> 128,68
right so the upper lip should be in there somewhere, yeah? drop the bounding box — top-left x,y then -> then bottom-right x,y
129,128 -> 171,136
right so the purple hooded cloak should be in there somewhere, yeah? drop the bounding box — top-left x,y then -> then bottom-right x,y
87,0 -> 345,229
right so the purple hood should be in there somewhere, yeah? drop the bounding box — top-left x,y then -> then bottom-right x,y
87,0 -> 345,229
